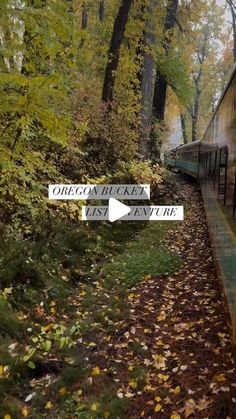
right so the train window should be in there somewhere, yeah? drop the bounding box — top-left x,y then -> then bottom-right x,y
218,146 -> 228,205
204,152 -> 209,175
208,152 -> 212,175
213,150 -> 218,188
233,164 -> 236,219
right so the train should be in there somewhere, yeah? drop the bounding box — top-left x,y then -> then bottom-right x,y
164,65 -> 236,343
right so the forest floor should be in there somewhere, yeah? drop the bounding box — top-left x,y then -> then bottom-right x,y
2,176 -> 236,419
53,177 -> 236,419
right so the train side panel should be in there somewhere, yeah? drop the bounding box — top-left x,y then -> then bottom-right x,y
200,68 -> 236,342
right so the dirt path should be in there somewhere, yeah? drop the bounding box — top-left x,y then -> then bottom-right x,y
103,179 -> 236,418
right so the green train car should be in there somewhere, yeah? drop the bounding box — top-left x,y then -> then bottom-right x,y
165,65 -> 236,343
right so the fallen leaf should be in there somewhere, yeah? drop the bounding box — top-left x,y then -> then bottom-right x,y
129,379 -> 137,389
185,407 -> 194,418
215,374 -> 226,382
45,401 -> 53,410
21,407 -> 28,417
171,414 -> 181,419
91,403 -> 99,411
59,387 -> 66,396
25,393 -> 36,402
158,373 -> 169,382
154,403 -> 162,412
91,366 -> 100,376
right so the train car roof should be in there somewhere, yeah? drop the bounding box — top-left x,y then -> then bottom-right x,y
164,145 -> 180,152
177,140 -> 202,151
203,62 -> 236,139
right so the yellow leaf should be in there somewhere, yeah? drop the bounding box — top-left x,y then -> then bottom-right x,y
92,366 -> 100,376
128,293 -> 135,300
171,413 -> 181,419
104,411 -> 110,418
155,396 -> 161,402
21,408 -> 28,417
158,373 -> 169,382
50,307 -> 56,314
154,403 -> 162,412
4,415 -> 11,419
173,386 -> 181,395
129,379 -> 137,389
0,365 -> 4,376
157,311 -> 166,321
17,313 -> 28,320
156,340 -> 164,346
41,324 -> 53,332
88,342 -> 97,347
59,387 -> 66,396
144,384 -> 156,391
91,403 -> 99,411
218,333 -> 226,338
216,374 -> 226,382
45,401 -> 53,409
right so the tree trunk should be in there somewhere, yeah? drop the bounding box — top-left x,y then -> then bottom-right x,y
80,2 -> 88,48
152,0 -> 178,122
99,1 -> 105,22
180,113 -> 188,144
140,0 -> 156,159
153,72 -> 168,121
82,2 -> 88,29
190,29 -> 207,142
191,91 -> 200,142
102,0 -> 133,103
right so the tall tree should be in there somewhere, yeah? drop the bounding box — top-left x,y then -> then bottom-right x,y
189,29 -> 208,142
152,0 -> 179,122
140,0 -> 157,159
102,0 -> 133,103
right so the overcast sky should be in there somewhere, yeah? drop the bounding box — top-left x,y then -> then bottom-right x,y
217,0 -> 232,26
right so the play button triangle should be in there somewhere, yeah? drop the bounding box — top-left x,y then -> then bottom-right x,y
109,198 -> 131,222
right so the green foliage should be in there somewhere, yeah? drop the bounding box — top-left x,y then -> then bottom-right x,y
0,299 -> 27,339
101,222 -> 181,287
156,49 -> 193,106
